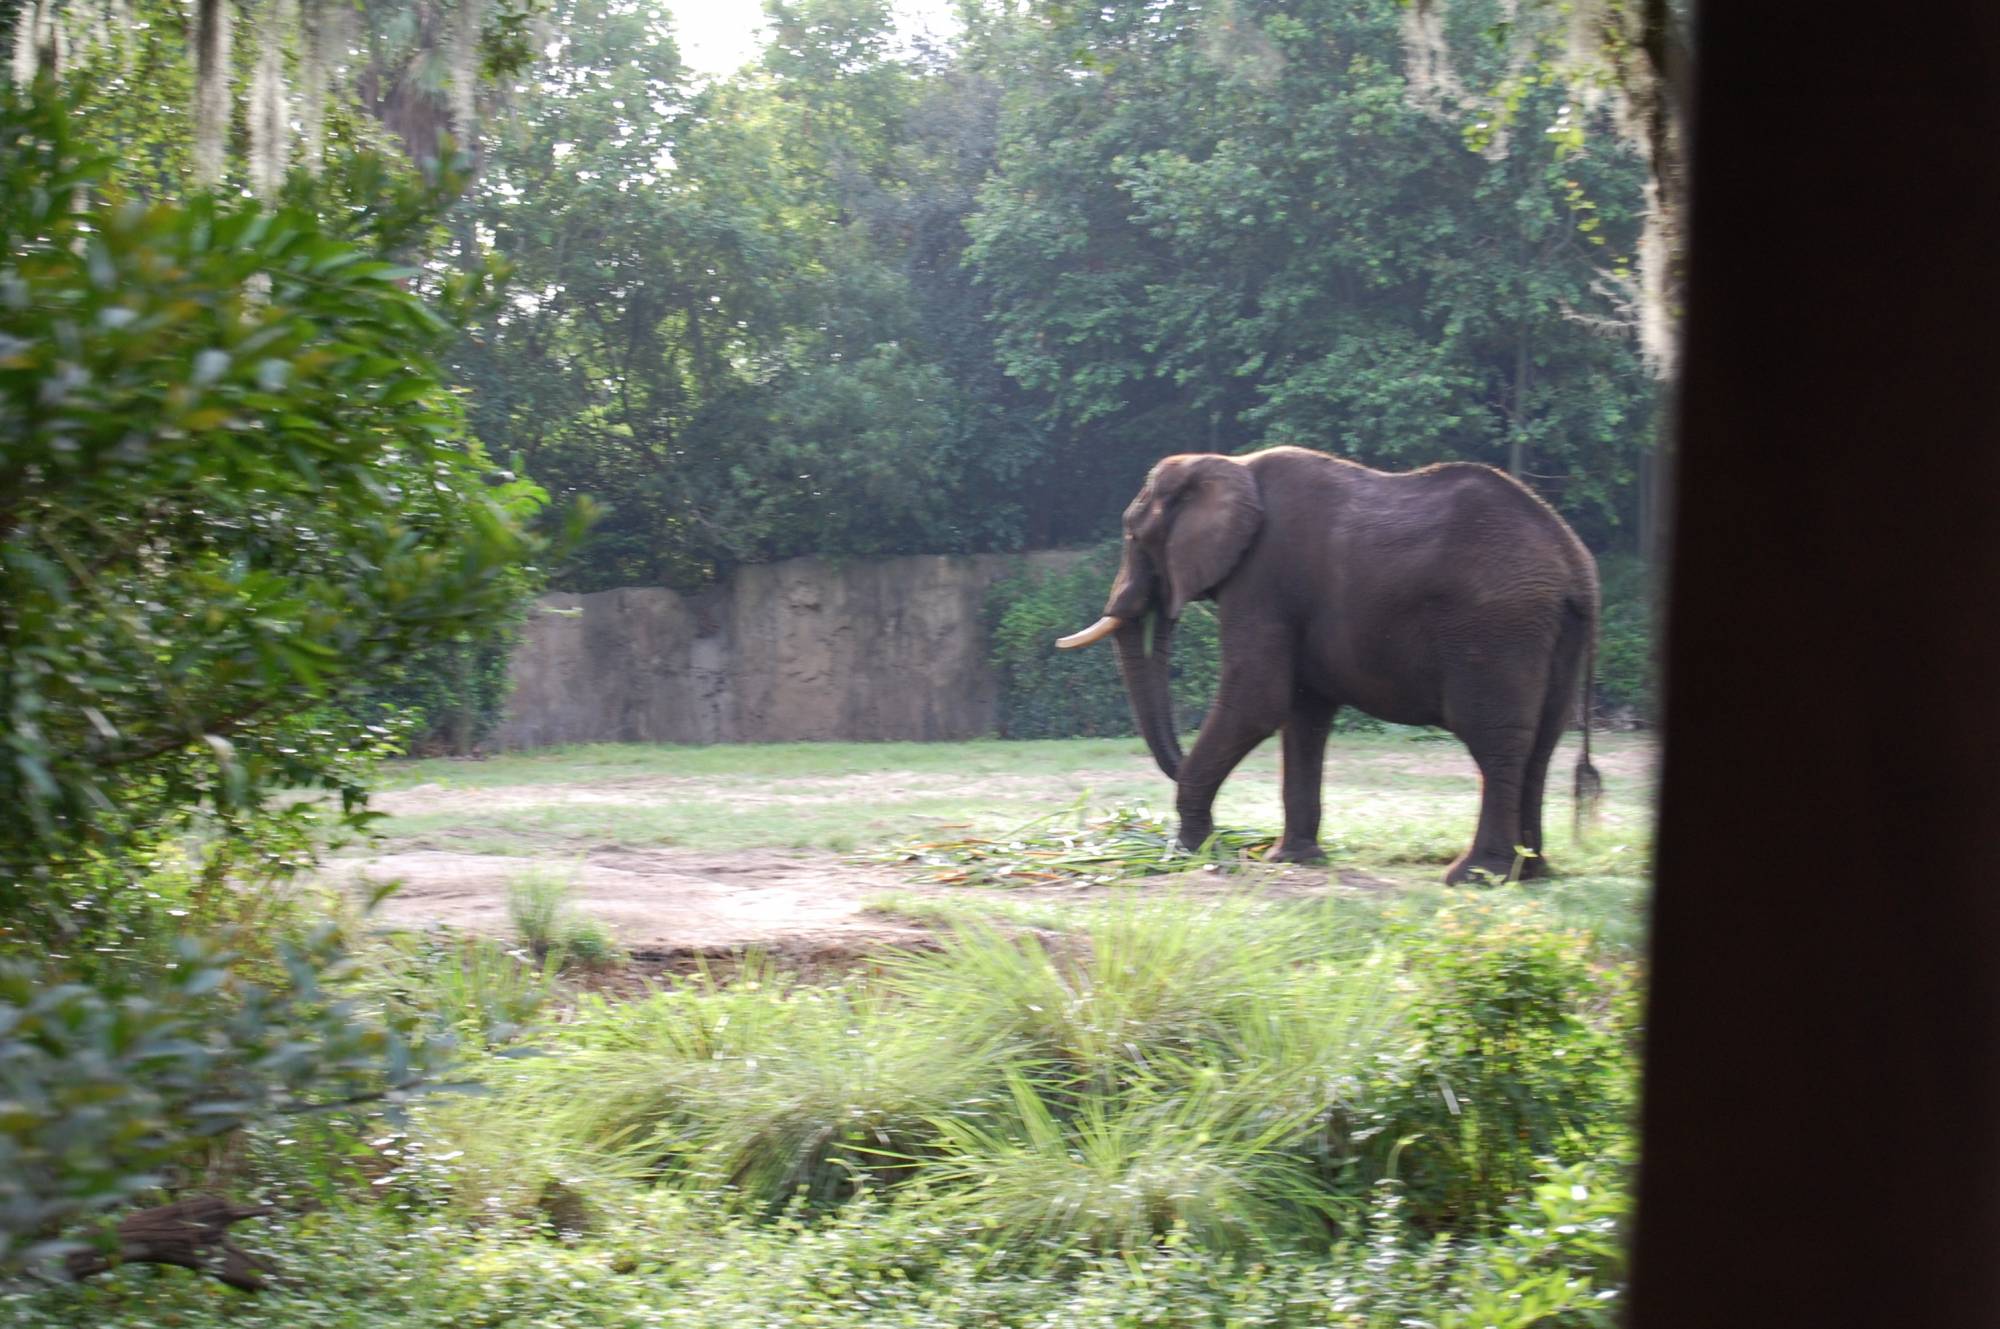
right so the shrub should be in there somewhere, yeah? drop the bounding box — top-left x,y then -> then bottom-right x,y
1595,552 -> 1656,719
3,1170 -> 1629,1329
0,87 -> 560,943
986,545 -> 1221,739
1373,900 -> 1635,1228
0,924 -> 458,1270
0,87 -> 568,1272
341,627 -> 526,757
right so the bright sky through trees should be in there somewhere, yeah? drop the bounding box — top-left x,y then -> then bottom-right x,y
673,0 -> 961,76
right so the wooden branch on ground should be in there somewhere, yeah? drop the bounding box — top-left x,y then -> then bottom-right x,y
63,1195 -> 276,1291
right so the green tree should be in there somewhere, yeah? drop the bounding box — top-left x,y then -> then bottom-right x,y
965,0 -> 1654,546
461,0 -> 1048,590
0,92 -> 562,1272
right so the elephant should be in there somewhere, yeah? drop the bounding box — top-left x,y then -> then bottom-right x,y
1056,446 -> 1601,883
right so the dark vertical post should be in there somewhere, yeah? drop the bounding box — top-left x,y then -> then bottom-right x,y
1631,6 -> 2000,1326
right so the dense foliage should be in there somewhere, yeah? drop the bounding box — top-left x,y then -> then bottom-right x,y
0,87 -> 556,1266
0,90 -> 548,937
986,546 -> 1221,738
10,893 -> 1638,1327
447,0 -> 1656,592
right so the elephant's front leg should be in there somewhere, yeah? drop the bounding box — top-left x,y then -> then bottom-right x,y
1270,693 -> 1336,863
1175,640 -> 1292,853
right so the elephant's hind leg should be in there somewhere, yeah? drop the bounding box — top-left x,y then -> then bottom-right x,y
1517,612 -> 1591,880
1269,693 -> 1336,863
1445,725 -> 1538,885
1441,651 -> 1551,884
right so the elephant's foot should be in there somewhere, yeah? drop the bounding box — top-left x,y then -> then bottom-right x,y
1444,847 -> 1520,886
1265,838 -> 1326,865
1175,817 -> 1215,855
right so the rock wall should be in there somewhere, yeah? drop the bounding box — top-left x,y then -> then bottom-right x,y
492,551 -> 1086,748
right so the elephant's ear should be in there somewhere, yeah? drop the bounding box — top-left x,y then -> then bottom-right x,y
1159,455 -> 1263,620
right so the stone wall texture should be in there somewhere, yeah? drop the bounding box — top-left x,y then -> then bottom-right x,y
492,551 -> 1086,749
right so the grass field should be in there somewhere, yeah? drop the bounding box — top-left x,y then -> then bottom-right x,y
374,730 -> 1653,860
348,729 -> 1656,957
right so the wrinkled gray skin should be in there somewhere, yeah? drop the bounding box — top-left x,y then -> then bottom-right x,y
1079,446 -> 1600,884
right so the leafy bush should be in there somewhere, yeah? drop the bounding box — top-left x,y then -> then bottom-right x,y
0,923 -> 458,1268
341,628 -> 525,757
987,544 -> 1221,739
0,87 -> 571,1272
6,1150 -> 1628,1329
1595,553 -> 1656,719
0,88 -> 563,942
1376,900 -> 1635,1228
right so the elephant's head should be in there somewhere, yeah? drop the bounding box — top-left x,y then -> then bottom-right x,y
1055,454 -> 1263,779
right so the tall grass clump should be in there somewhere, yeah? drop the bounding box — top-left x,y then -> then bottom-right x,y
506,866 -> 619,967
507,958 -> 1004,1214
880,895 -> 1391,1082
930,1069 -> 1342,1257
439,894 -> 1632,1270
367,931 -> 563,1054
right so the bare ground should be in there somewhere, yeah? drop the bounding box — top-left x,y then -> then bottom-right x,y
324,847 -> 932,962
322,843 -> 1394,966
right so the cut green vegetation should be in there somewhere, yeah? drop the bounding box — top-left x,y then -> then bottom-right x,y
880,800 -> 1278,886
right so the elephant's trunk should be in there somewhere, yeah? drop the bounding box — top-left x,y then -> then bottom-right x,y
1114,614 -> 1182,781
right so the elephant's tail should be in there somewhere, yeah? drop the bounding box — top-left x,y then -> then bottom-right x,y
1573,610 -> 1604,838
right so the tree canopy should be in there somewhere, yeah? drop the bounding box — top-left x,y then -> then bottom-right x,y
14,0 -> 1660,590
445,0 -> 1659,589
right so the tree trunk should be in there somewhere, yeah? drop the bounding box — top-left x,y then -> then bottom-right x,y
10,0 -> 60,82
298,0 -> 328,174
248,0 -> 292,198
448,0 -> 481,156
192,0 -> 232,190
1507,320 -> 1531,478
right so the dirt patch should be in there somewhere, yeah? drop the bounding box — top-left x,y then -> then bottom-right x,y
320,845 -> 1382,965
323,847 -> 934,959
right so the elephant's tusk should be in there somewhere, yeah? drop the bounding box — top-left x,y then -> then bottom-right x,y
1056,616 -> 1123,649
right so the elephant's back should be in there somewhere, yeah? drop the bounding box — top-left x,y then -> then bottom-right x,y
1391,462 -> 1598,609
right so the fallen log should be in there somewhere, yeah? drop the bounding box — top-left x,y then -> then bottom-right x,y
63,1195 -> 275,1290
